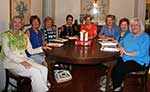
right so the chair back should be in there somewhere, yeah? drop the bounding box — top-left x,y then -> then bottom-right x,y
3,69 -> 31,92
123,64 -> 150,92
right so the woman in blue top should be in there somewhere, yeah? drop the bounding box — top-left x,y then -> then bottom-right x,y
99,18 -> 130,92
113,18 -> 130,60
99,14 -> 119,38
41,16 -> 57,43
111,18 -> 150,92
25,15 -> 50,67
114,18 -> 130,42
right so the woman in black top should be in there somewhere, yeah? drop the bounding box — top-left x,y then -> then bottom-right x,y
60,14 -> 79,38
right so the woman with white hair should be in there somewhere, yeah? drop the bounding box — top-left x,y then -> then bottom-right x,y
0,16 -> 49,92
111,17 -> 150,92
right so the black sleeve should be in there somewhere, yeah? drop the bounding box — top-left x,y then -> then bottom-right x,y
60,25 -> 67,38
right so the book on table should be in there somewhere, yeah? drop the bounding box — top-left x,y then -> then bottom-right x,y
99,40 -> 119,52
100,46 -> 119,52
99,41 -> 117,46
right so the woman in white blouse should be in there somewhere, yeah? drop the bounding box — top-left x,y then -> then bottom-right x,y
0,16 -> 49,92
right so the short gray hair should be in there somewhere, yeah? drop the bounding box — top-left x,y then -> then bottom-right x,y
129,17 -> 145,32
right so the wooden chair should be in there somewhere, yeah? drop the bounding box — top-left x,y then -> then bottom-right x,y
3,69 -> 31,92
123,65 -> 149,92
23,24 -> 31,33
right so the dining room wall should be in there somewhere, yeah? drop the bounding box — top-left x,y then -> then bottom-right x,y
54,0 -> 136,27
53,0 -> 146,27
31,0 -> 43,22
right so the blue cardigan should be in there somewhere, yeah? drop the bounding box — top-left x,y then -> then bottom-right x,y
119,32 -> 150,66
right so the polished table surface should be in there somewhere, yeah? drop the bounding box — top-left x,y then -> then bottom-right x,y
44,39 -> 116,65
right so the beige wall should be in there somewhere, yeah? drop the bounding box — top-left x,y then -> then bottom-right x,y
55,0 -> 80,27
0,0 -> 9,33
0,1 -> 9,90
109,0 -> 135,23
31,0 -> 43,21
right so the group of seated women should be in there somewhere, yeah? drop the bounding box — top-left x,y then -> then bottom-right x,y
0,13 -> 149,92
98,15 -> 149,92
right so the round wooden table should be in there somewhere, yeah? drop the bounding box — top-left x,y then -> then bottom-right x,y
44,39 -> 116,65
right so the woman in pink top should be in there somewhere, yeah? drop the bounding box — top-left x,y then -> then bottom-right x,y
80,15 -> 97,39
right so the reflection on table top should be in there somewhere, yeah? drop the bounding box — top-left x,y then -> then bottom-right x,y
44,39 -> 116,65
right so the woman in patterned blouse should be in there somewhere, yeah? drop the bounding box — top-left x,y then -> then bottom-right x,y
41,16 -> 57,43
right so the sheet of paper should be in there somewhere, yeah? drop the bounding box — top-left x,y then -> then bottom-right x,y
47,43 -> 64,47
52,38 -> 68,43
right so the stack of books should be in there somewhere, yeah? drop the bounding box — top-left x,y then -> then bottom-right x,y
99,40 -> 119,52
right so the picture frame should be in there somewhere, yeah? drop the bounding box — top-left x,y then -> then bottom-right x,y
10,0 -> 31,25
80,0 -> 109,25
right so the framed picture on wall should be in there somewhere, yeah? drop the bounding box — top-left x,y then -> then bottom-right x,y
10,0 -> 31,25
80,0 -> 109,25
